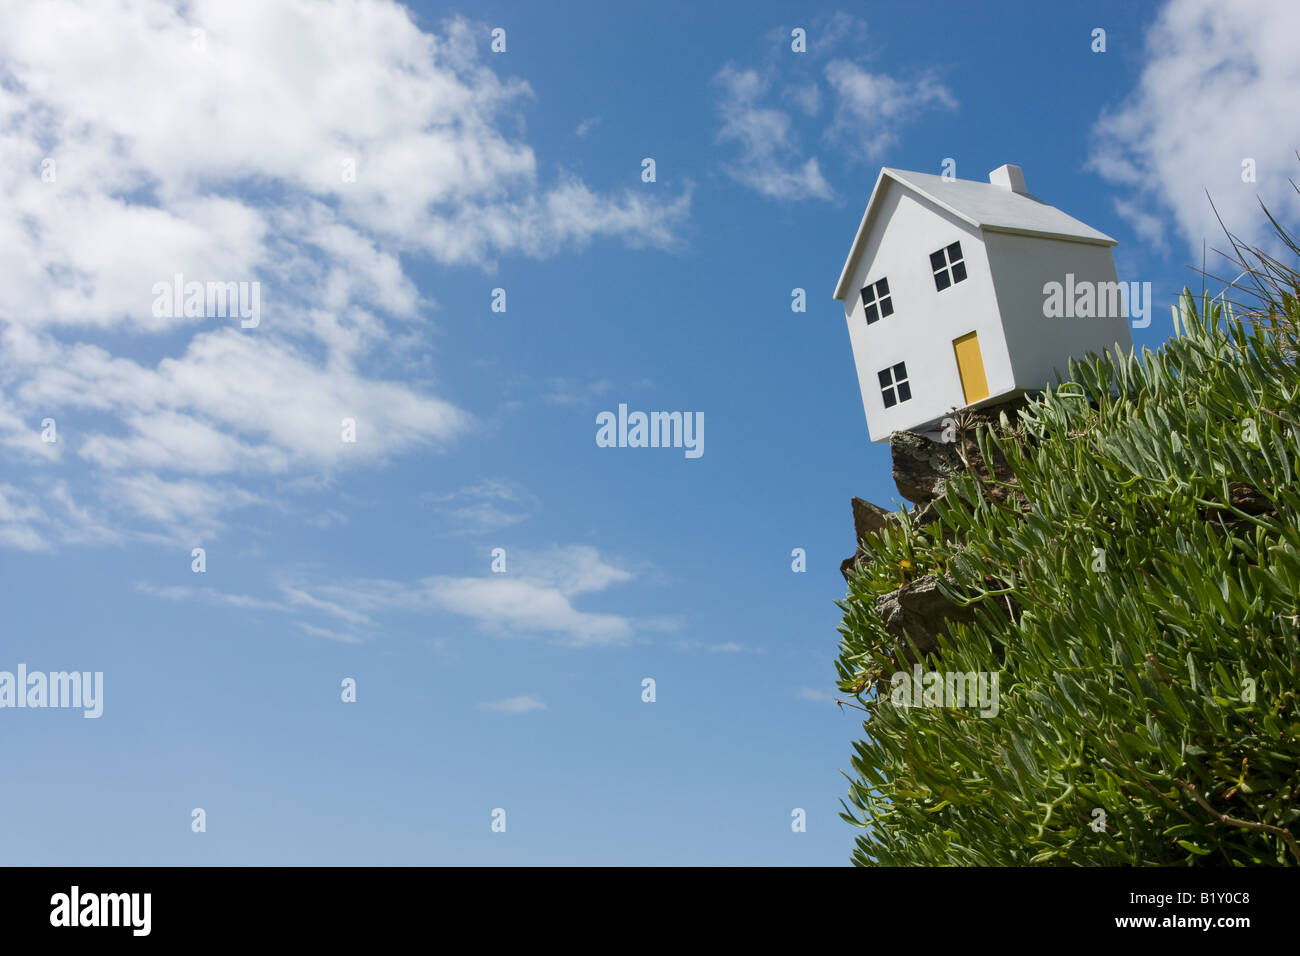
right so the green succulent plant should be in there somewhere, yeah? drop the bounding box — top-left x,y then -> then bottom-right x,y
836,202 -> 1300,867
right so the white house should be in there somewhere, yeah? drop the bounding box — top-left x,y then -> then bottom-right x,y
832,164 -> 1133,442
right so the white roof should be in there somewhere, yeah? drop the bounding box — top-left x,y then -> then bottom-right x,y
833,167 -> 1118,301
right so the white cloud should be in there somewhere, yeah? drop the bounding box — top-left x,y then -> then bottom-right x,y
0,2 -> 688,291
134,583 -> 363,641
808,11 -> 869,53
1087,0 -> 1300,255
425,576 -> 631,646
823,60 -> 956,161
45,481 -> 121,546
784,83 -> 822,117
0,483 -> 50,551
287,546 -> 637,647
7,326 -> 472,480
713,64 -> 833,201
521,544 -> 634,597
295,622 -> 364,645
425,478 -> 539,535
136,545 -> 644,648
575,116 -> 601,137
477,694 -> 547,714
0,396 -> 60,462
0,0 -> 689,548
795,687 -> 835,704
0,478 -> 125,549
540,376 -> 613,407
105,473 -> 262,539
712,17 -> 954,200
134,582 -> 288,612
281,586 -> 375,628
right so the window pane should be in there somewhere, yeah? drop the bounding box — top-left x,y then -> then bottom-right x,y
934,270 -> 951,291
879,297 -> 894,317
951,261 -> 967,283
876,277 -> 890,296
947,241 -> 962,261
893,362 -> 907,379
882,388 -> 897,408
878,368 -> 892,387
860,287 -> 874,307
929,250 -> 946,271
897,380 -> 912,402
865,303 -> 879,323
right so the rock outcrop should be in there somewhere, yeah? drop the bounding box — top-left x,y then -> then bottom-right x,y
842,400 -> 1028,677
874,573 -> 977,665
891,431 -> 962,504
851,496 -> 893,540
842,398 -> 1029,581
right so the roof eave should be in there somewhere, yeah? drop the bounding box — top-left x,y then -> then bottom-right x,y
979,223 -> 1118,247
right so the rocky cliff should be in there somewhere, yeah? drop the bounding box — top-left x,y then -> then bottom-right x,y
840,398 -> 1027,687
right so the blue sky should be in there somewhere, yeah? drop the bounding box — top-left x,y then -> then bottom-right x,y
2,0 -> 1298,865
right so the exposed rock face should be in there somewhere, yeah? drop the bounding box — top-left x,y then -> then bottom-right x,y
840,492 -> 946,581
909,500 -> 941,527
843,401 -> 1027,682
891,431 -> 962,504
840,424 -> 989,582
841,399 -> 1025,579
852,496 -> 892,540
874,575 -> 978,685
841,497 -> 897,579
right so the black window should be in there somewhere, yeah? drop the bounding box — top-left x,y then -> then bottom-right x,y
930,241 -> 967,291
877,361 -> 912,408
859,277 -> 894,325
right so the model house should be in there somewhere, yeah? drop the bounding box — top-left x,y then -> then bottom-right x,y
832,164 -> 1133,442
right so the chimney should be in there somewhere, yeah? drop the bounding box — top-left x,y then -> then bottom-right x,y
988,164 -> 1028,194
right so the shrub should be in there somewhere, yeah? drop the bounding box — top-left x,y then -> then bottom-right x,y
836,219 -> 1300,866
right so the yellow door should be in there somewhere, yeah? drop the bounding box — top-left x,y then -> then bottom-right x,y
952,331 -> 989,404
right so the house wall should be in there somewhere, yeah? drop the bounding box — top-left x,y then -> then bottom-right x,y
840,184 -> 1015,442
981,232 -> 1133,391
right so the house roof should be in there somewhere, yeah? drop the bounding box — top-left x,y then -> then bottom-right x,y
832,167 -> 1118,301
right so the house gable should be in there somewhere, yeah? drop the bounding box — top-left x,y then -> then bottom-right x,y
839,181 -> 1014,442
